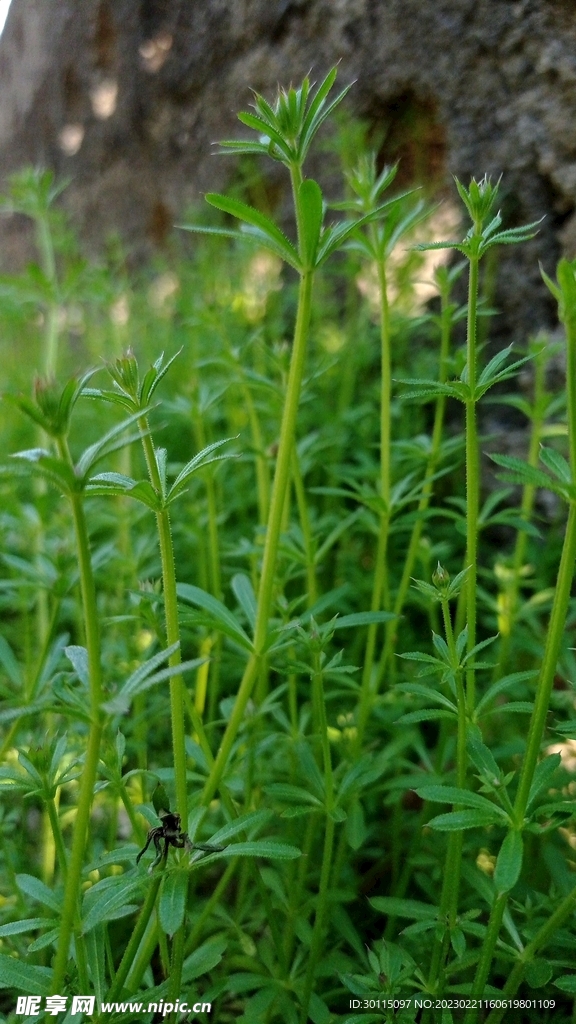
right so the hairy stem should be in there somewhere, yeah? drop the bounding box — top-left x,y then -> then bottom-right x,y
378,275 -> 453,680
200,268 -> 314,807
356,255 -> 391,746
464,254 -> 480,712
51,444 -> 104,993
299,648 -> 336,1023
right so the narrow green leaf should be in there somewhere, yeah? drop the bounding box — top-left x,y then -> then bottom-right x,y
0,918 -> 48,937
427,809 -> 503,830
490,452 -> 561,493
494,830 -> 523,892
394,682 -> 457,712
298,66 -> 338,149
414,786 -> 508,820
0,635 -> 22,686
370,897 -> 438,921
104,658 -> 205,715
82,877 -> 143,933
0,953 -> 51,994
208,809 -> 273,847
475,670 -> 537,715
397,709 -> 456,725
332,611 -> 395,630
236,110 -> 293,160
527,753 -> 562,809
524,959 -> 552,989
207,841 -> 300,860
159,869 -> 188,936
168,437 -> 235,501
64,645 -> 89,686
467,736 -> 501,781
77,406 -> 152,478
345,800 -> 368,851
218,139 -> 270,157
85,925 -> 107,1004
477,345 -> 514,387
16,874 -> 61,913
177,584 -> 253,650
205,193 -> 301,270
10,449 -> 75,493
183,935 -> 227,982
539,445 -> 572,485
309,993 -> 331,1024
116,641 -> 179,698
555,975 -> 576,995
231,573 -> 257,632
26,927 -> 59,953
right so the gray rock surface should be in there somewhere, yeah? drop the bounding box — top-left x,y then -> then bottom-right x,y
0,0 -> 575,339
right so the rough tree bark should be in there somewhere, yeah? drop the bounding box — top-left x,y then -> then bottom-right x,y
0,0 -> 575,339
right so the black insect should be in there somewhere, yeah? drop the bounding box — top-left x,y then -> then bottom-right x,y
137,785 -> 225,869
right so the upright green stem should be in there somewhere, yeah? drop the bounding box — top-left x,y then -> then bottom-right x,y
425,598 -> 467,996
356,256 -> 391,746
106,873 -> 164,1001
139,428 -> 188,826
138,427 -> 189,1010
292,447 -> 317,607
37,214 -> 59,378
238,372 -> 270,527
378,278 -> 453,680
514,502 -> 576,819
51,443 -> 104,993
45,797 -> 68,881
467,272 -> 576,1015
299,648 -> 335,1023
193,414 -> 222,721
464,254 -> 480,712
200,268 -> 314,807
464,893 -> 507,1019
494,349 -> 546,678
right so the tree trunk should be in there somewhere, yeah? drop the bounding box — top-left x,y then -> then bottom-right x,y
1,0 -> 575,338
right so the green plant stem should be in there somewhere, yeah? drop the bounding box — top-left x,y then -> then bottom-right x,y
193,414 -> 223,722
378,280 -> 452,681
494,348 -> 546,678
467,514 -> 576,1020
356,256 -> 391,747
467,291 -> 576,1016
139,427 -> 188,826
425,599 -> 467,997
106,874 -> 163,1001
51,443 -> 104,993
168,917 -> 186,1020
485,883 -> 576,1024
139,425 -> 189,1008
299,648 -> 336,1024
200,268 -> 314,807
37,213 -> 59,378
283,807 -> 318,967
194,416 -> 222,601
239,371 -> 270,527
124,915 -> 159,994
464,253 -> 480,712
45,797 -> 68,880
464,893 -> 507,1020
514,501 -> 576,819
292,447 -> 317,607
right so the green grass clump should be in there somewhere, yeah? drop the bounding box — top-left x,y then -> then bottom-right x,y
1,68 -> 576,1024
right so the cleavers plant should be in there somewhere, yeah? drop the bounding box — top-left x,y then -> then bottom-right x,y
3,67 -> 576,1024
